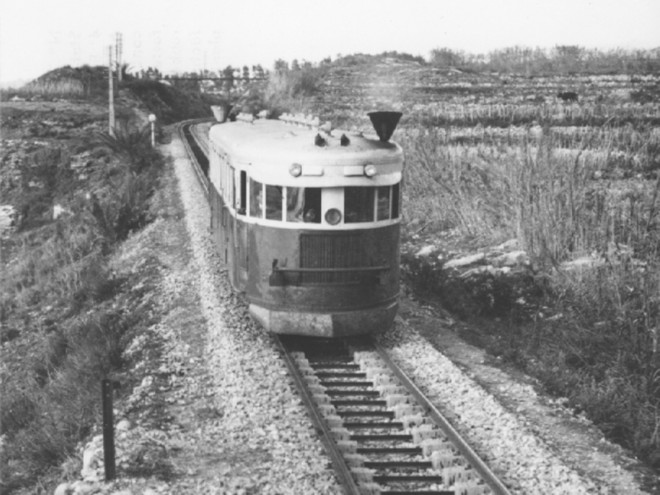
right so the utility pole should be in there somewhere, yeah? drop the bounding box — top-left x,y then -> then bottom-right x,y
116,33 -> 123,82
108,46 -> 115,135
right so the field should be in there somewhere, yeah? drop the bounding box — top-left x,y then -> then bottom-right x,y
277,56 -> 660,472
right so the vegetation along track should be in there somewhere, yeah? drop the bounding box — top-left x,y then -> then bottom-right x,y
178,121 -> 511,494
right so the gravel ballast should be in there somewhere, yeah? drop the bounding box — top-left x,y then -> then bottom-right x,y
380,321 -> 649,494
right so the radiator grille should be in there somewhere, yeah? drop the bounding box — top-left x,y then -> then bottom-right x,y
300,233 -> 368,284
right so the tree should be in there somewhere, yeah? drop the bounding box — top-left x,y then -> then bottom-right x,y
429,48 -> 464,67
222,65 -> 234,95
274,59 -> 289,73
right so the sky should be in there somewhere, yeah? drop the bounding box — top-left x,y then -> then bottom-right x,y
1,0 -> 659,85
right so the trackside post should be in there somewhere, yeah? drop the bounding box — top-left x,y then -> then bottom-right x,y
102,379 -> 117,480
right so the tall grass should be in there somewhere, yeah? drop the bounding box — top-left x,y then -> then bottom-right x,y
401,127 -> 660,262
402,125 -> 660,469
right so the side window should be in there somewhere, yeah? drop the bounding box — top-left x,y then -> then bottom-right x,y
286,187 -> 304,222
392,183 -> 400,219
303,188 -> 321,223
345,187 -> 374,223
265,185 -> 283,221
285,187 -> 321,223
229,165 -> 235,209
376,186 -> 391,221
238,171 -> 247,214
249,178 -> 263,218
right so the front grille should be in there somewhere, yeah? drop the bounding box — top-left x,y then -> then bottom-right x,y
300,233 -> 368,284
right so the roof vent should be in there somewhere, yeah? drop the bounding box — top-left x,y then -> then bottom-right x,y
367,111 -> 402,142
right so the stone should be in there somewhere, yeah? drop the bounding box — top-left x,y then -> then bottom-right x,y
415,245 -> 436,257
491,250 -> 529,267
444,252 -> 486,269
54,483 -> 73,495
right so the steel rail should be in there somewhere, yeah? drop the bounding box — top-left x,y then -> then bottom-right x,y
274,336 -> 362,495
374,341 -> 513,495
175,119 -> 213,197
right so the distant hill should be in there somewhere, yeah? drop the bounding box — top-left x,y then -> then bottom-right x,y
2,65 -> 225,123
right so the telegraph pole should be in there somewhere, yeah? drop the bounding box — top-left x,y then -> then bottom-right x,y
115,33 -> 123,82
108,46 -> 115,135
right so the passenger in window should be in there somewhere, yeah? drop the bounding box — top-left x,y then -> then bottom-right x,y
286,187 -> 305,222
303,209 -> 317,223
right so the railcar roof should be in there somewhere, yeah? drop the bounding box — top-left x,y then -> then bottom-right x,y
209,119 -> 402,167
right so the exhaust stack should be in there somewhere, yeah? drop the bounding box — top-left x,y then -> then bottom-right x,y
368,111 -> 402,142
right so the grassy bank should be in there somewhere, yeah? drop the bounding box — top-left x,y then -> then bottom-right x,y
0,118 -> 164,492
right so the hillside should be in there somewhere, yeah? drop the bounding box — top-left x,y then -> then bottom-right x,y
0,66 -> 221,492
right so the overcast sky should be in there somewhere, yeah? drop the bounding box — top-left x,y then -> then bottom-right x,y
1,0 -> 659,85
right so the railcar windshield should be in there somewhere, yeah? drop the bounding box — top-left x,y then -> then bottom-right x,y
287,187 -> 321,223
247,181 -> 399,224
345,187 -> 375,223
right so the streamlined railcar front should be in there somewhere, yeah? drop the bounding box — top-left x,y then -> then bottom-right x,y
208,112 -> 404,337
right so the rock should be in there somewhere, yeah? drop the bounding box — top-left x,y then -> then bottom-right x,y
54,483 -> 73,495
80,435 -> 103,481
415,245 -> 436,257
0,205 -> 16,234
70,480 -> 101,495
116,419 -> 131,432
492,239 -> 520,251
491,250 -> 529,267
560,255 -> 605,271
53,204 -> 71,220
444,252 -> 485,268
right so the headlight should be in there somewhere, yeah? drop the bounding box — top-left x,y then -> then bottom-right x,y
364,164 -> 377,177
289,163 -> 302,177
324,208 -> 342,225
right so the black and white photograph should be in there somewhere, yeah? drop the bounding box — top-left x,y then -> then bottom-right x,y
1,1 -> 660,493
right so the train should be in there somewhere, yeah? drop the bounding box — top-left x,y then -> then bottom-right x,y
204,110 -> 404,337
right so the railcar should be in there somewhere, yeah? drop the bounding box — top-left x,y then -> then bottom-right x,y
206,111 -> 404,337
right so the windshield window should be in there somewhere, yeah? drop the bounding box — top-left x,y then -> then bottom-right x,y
285,187 -> 321,223
345,187 -> 374,223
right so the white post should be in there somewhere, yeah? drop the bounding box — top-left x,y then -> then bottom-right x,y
108,46 -> 115,135
148,114 -> 157,147
116,33 -> 123,82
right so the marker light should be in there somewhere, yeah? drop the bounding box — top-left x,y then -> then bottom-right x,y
325,208 -> 342,225
289,163 -> 302,177
364,164 -> 377,177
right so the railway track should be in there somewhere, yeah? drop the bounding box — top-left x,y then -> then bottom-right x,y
177,120 -> 511,495
278,336 -> 510,495
176,119 -> 213,197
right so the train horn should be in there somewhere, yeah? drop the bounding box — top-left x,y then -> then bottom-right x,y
367,111 -> 402,142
